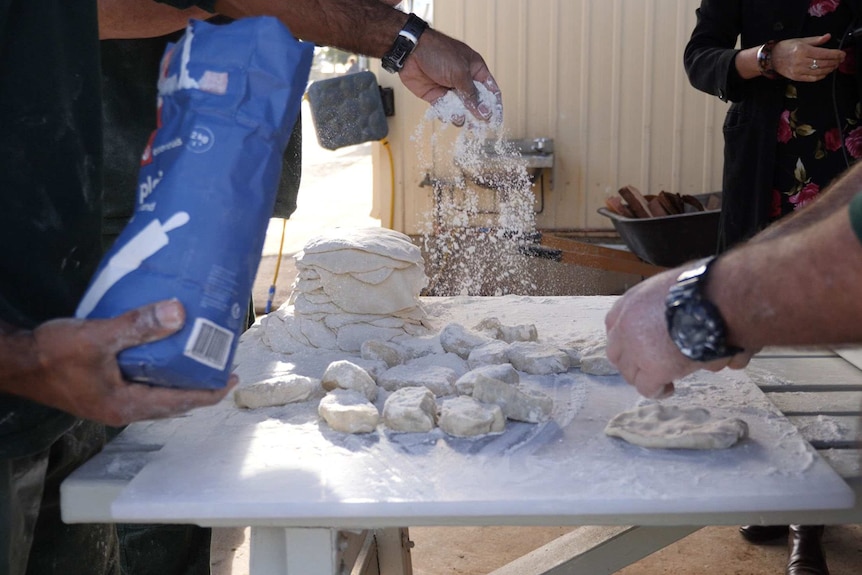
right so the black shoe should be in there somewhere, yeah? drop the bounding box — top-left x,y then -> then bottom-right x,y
738,524 -> 789,545
787,525 -> 829,575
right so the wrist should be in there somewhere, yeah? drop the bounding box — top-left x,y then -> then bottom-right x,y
381,13 -> 429,73
756,40 -> 779,79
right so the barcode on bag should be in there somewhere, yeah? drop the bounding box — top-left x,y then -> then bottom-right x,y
183,318 -> 234,370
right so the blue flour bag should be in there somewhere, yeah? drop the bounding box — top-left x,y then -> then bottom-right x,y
76,17 -> 313,389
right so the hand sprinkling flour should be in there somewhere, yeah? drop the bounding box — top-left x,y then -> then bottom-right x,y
429,80 -> 503,128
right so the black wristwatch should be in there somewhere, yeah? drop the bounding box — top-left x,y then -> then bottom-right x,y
665,256 -> 743,362
381,13 -> 429,73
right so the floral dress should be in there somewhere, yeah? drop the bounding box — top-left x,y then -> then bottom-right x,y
771,0 -> 862,220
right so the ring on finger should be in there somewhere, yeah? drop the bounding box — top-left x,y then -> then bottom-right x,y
810,59 -> 819,70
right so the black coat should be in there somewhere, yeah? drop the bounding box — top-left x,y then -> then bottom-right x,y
684,0 -> 862,249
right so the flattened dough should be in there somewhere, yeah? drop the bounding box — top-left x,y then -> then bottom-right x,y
234,375 -> 323,409
604,403 -> 748,450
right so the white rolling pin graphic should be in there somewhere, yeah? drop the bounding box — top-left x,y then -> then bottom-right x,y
76,211 -> 190,318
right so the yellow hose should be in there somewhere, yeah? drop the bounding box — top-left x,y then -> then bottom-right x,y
265,217 -> 288,314
381,138 -> 395,229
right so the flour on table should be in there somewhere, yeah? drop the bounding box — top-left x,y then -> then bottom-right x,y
438,396 -> 505,437
471,374 -> 553,423
318,389 -> 380,434
506,341 -> 571,375
604,403 -> 749,450
321,360 -> 378,402
378,364 -> 457,397
455,364 -> 520,395
233,375 -> 323,409
383,387 -> 438,433
466,340 -> 510,369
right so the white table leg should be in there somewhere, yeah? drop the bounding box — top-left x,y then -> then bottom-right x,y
249,527 -> 340,575
488,525 -> 700,575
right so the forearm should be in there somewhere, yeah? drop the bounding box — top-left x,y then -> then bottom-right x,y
711,203 -> 862,349
98,0 -> 210,39
213,0 -> 406,57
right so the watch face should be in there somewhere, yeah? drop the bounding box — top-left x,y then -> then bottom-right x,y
668,298 -> 729,361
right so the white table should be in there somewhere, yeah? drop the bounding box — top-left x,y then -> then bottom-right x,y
61,296 -> 862,574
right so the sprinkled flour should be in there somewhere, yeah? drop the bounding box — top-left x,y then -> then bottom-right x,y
413,81 -> 539,296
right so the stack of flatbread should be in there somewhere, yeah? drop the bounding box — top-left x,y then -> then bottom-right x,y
261,227 -> 430,353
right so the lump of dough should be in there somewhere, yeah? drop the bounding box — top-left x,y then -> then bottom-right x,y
234,375 -> 323,409
361,339 -> 408,368
474,317 -> 538,343
439,323 -> 493,359
318,389 -> 380,434
604,403 -> 749,450
579,352 -> 619,376
438,396 -> 505,437
378,364 -> 457,397
321,360 -> 378,402
506,341 -> 571,375
471,375 -> 553,423
455,364 -> 519,395
560,332 -> 606,367
383,387 -> 438,433
467,340 -> 510,369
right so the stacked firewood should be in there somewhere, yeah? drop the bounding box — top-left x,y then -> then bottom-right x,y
605,185 -> 720,218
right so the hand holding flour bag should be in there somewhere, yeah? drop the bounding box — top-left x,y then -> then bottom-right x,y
77,17 -> 313,389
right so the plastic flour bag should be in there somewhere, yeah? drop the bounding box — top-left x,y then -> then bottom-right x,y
76,17 -> 313,389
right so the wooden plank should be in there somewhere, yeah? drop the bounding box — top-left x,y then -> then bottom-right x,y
540,234 -> 666,276
766,391 -> 862,415
788,415 -> 862,448
487,525 -> 699,575
748,357 -> 862,392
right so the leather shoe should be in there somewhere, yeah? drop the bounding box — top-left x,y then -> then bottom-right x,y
786,525 -> 829,575
738,524 -> 789,544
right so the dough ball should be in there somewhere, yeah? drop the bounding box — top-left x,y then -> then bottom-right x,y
439,323 -> 493,359
234,375 -> 323,409
360,339 -> 408,368
383,387 -> 438,433
579,353 -> 619,376
318,389 -> 380,434
378,364 -> 457,397
455,364 -> 520,395
472,375 -> 553,423
438,396 -> 505,437
321,360 -> 378,402
467,340 -> 510,369
604,403 -> 748,450
506,341 -> 571,375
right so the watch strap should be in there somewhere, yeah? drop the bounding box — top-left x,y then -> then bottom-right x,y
381,13 -> 429,74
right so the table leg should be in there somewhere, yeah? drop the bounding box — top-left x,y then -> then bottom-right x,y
249,527 -> 340,575
488,525 -> 701,575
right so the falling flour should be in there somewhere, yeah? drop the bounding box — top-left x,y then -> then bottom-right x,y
413,81 -> 539,296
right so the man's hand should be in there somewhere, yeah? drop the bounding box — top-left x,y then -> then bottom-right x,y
604,269 -> 752,398
400,29 -> 502,126
3,300 -> 235,426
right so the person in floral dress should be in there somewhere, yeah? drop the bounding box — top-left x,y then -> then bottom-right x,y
684,1 -> 862,574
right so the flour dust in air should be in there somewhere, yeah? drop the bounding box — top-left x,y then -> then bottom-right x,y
412,81 -> 539,296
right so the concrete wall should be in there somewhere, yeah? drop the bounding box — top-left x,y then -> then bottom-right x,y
371,0 -> 727,235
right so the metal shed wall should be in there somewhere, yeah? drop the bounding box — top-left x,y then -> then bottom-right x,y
371,0 -> 727,234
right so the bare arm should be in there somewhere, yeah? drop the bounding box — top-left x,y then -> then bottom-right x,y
213,0 -> 499,122
0,300 -> 234,426
605,164 -> 862,398
98,0 -> 210,39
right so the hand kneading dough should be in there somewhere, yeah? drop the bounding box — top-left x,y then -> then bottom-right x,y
604,403 -> 748,449
234,375 -> 323,409
383,387 -> 438,432
318,389 -> 380,434
438,396 -> 505,437
321,360 -> 378,401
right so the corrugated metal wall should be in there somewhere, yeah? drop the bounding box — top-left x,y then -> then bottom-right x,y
372,0 -> 728,234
